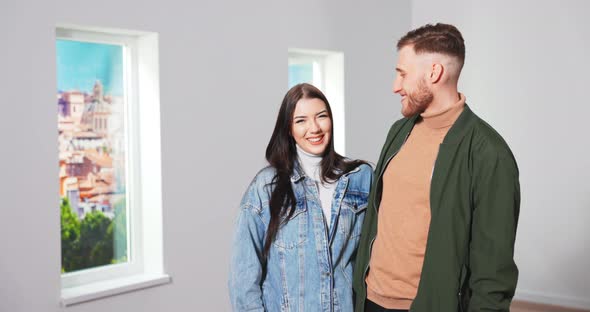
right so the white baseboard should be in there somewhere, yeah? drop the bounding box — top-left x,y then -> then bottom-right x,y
515,289 -> 590,310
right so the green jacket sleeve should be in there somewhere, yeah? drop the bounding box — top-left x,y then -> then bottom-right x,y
468,150 -> 520,311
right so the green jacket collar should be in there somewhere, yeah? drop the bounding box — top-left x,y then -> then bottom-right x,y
402,104 -> 476,145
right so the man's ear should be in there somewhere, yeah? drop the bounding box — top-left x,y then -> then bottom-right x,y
429,63 -> 444,84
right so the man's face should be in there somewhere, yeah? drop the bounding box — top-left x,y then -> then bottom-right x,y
393,46 -> 434,117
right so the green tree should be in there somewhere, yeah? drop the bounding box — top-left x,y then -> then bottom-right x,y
61,198 -> 81,272
109,197 -> 127,263
79,210 -> 113,269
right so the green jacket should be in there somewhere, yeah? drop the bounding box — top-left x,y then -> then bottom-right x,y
353,105 -> 520,312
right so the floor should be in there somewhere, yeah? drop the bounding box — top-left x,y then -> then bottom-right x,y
512,301 -> 590,312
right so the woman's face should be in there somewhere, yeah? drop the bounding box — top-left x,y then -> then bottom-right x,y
291,97 -> 332,156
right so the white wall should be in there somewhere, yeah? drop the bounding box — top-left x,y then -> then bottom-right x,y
8,0 -> 583,310
0,0 -> 409,311
411,0 -> 590,309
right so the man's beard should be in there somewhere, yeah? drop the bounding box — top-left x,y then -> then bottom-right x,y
401,79 -> 434,117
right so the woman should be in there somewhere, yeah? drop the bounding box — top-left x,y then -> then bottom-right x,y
229,83 -> 372,311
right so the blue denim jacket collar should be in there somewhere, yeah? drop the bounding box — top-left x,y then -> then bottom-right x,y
290,160 -> 361,183
290,161 -> 305,183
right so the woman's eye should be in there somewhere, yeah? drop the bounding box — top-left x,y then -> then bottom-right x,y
318,114 -> 328,118
295,119 -> 305,124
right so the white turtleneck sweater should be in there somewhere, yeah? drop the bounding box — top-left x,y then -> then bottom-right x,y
296,145 -> 337,229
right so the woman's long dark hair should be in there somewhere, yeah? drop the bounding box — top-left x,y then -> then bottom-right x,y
263,83 -> 367,258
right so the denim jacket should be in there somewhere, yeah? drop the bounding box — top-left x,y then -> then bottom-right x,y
229,162 -> 373,312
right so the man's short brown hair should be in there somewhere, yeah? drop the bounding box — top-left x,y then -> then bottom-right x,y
398,23 -> 465,68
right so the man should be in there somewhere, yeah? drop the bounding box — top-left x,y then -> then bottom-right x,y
353,23 -> 520,312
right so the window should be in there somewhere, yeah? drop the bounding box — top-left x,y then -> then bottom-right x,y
288,49 -> 345,155
57,25 -> 169,306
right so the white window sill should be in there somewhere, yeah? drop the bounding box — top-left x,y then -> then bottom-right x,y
61,273 -> 171,307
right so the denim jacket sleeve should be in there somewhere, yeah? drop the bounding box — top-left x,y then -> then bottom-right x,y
229,178 -> 267,312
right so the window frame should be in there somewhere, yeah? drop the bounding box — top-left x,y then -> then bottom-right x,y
57,25 -> 169,306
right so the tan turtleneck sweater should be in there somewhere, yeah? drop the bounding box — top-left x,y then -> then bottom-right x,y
366,94 -> 466,309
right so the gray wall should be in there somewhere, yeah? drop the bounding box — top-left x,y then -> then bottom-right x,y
3,0 -> 587,310
411,0 -> 590,309
0,0 -> 409,311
